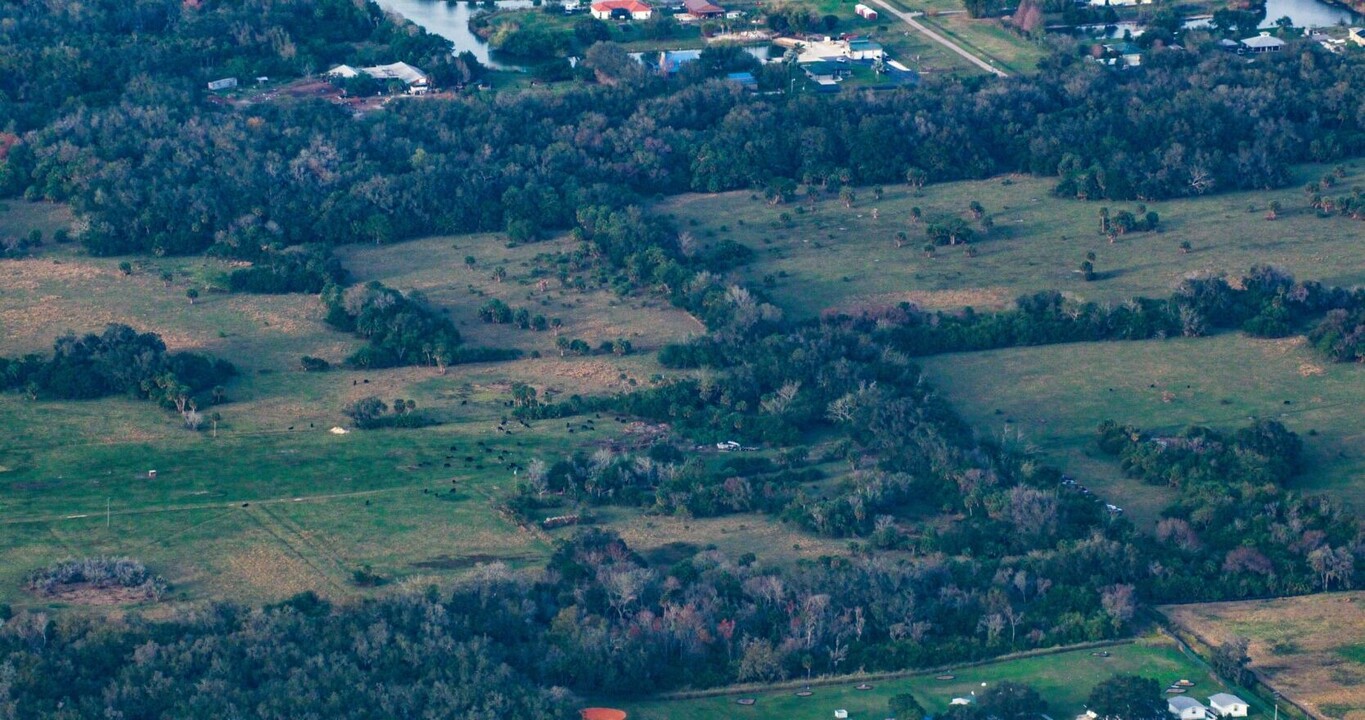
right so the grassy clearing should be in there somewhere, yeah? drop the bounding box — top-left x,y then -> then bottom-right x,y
339,233 -> 703,360
0,200 -> 72,240
593,508 -> 860,567
1162,593 -> 1365,720
914,13 -> 1048,74
0,228 -> 707,607
918,333 -> 1365,529
624,635 -> 1263,719
657,162 -> 1365,319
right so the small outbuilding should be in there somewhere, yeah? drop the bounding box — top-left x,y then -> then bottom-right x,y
1169,696 -> 1210,720
1208,694 -> 1249,718
207,77 -> 238,91
855,3 -> 878,19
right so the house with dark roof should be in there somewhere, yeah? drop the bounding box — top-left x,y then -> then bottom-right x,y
683,0 -> 724,18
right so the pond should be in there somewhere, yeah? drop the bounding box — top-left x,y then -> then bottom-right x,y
378,0 -> 535,68
1182,0 -> 1360,29
1259,0 -> 1359,27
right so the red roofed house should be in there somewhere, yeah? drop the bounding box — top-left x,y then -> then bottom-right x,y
683,0 -> 724,18
591,0 -> 653,19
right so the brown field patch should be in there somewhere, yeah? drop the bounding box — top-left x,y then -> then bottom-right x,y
608,513 -> 855,566
31,583 -> 156,606
842,287 -> 1014,312
0,258 -> 107,290
1162,592 -> 1365,720
223,541 -> 327,600
1299,363 -> 1326,377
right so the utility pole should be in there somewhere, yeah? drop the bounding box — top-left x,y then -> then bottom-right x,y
106,498 -> 111,529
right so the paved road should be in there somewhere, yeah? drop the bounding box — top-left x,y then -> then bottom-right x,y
868,0 -> 1010,77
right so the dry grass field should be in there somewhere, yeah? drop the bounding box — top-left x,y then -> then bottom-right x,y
658,162 -> 1365,319
1162,593 -> 1365,720
339,233 -> 705,358
920,333 -> 1365,529
0,215 -> 844,609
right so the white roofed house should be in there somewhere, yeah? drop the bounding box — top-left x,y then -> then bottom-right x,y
326,62 -> 432,94
1241,32 -> 1286,53
1169,697 -> 1211,720
1207,694 -> 1248,718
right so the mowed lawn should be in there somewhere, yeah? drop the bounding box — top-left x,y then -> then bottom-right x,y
658,162 -> 1365,319
625,636 -> 1263,720
1162,592 -> 1365,720
919,333 -> 1365,530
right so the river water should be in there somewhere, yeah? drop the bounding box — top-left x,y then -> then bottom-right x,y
378,0 -> 534,68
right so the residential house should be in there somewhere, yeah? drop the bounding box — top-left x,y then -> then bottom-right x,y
844,38 -> 885,60
1349,27 -> 1365,47
1103,41 -> 1142,67
1208,694 -> 1249,718
1241,32 -> 1285,53
1169,697 -> 1211,720
855,3 -> 878,19
590,0 -> 654,20
802,60 -> 849,86
683,0 -> 724,18
327,62 -> 431,93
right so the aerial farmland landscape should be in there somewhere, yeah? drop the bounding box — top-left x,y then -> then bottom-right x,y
0,0 -> 1362,717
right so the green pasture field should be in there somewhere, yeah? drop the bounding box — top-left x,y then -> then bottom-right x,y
0,221 -> 710,608
625,635 -> 1266,719
919,333 -> 1365,530
657,162 -> 1365,319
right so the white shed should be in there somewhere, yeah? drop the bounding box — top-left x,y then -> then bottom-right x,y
1169,697 -> 1210,720
1208,694 -> 1248,718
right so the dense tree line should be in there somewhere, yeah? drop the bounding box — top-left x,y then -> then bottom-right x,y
773,267 -> 1365,361
5,15 -> 1364,257
1099,420 -> 1358,599
0,591 -> 576,719
0,0 -> 459,134
226,244 -> 348,294
322,282 -> 517,370
0,325 -> 234,408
